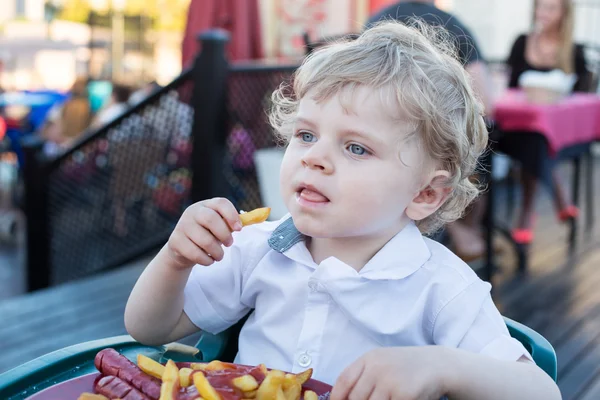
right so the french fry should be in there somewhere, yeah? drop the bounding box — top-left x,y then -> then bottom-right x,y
190,362 -> 207,371
282,374 -> 296,390
245,390 -> 258,399
137,354 -> 165,380
276,387 -> 287,400
179,367 -> 194,387
232,374 -> 259,392
78,394 -> 109,400
193,371 -> 222,400
159,360 -> 180,400
205,360 -> 236,371
282,374 -> 301,400
303,390 -> 318,400
256,370 -> 285,400
258,364 -> 268,375
240,207 -> 271,226
295,369 -> 313,385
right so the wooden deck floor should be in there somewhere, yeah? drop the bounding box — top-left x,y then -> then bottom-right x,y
1,158 -> 600,399
491,157 -> 600,400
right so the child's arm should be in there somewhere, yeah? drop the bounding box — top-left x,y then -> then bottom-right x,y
444,348 -> 561,400
331,346 -> 560,400
124,198 -> 242,345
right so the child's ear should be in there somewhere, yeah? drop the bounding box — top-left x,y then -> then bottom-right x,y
405,171 -> 452,222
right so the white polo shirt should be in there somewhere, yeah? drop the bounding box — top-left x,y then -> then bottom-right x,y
184,216 -> 532,385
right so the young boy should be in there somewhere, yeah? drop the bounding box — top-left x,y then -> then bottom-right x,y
125,21 -> 560,399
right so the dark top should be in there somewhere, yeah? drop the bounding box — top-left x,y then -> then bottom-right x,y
507,34 -> 589,92
366,1 -> 484,66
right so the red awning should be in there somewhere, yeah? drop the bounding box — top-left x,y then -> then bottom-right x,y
369,0 -> 398,13
182,0 -> 264,68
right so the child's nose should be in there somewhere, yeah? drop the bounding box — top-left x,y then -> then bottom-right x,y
301,146 -> 334,174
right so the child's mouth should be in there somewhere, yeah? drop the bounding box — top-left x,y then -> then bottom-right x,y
296,185 -> 330,205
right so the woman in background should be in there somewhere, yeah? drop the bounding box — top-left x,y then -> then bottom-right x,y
503,0 -> 590,244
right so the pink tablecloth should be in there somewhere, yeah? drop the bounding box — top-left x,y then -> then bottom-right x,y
494,90 -> 600,156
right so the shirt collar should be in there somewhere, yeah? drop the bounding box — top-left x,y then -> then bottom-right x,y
268,217 -> 431,280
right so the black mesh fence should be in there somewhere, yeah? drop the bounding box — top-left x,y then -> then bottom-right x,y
222,64 -> 297,212
46,74 -> 194,284
31,57 -> 300,287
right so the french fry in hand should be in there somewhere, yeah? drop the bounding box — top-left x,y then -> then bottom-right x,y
159,360 -> 180,400
78,394 -> 109,400
179,367 -> 194,387
256,370 -> 285,400
194,371 -> 222,400
240,207 -> 271,226
294,369 -> 313,385
303,391 -> 318,400
233,374 -> 259,392
137,354 -> 165,380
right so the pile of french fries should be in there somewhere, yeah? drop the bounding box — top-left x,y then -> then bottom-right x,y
79,356 -> 318,400
146,357 -> 317,400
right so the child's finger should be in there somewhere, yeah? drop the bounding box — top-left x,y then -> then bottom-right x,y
366,385 -> 388,400
185,224 -> 225,262
202,197 -> 242,231
193,207 -> 234,247
331,358 -> 365,400
170,232 -> 214,267
345,376 -> 375,400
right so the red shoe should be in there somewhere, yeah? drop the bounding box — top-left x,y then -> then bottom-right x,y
512,228 -> 534,245
558,205 -> 579,222
511,214 -> 537,245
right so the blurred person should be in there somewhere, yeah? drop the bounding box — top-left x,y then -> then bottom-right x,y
92,83 -> 133,128
503,0 -> 589,244
367,0 -> 496,261
129,81 -> 162,106
41,77 -> 93,154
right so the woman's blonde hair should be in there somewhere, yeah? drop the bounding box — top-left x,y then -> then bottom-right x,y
534,0 -> 575,74
269,20 -> 488,234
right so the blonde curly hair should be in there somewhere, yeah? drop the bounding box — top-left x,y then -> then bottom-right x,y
269,20 -> 488,234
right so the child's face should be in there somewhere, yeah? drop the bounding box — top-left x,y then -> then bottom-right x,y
279,86 -> 426,239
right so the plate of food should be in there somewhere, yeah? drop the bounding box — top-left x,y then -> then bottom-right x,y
26,348 -> 331,400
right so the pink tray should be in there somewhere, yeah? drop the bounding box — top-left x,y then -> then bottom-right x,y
27,372 -> 333,400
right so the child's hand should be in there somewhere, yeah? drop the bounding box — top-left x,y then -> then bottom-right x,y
331,347 -> 449,400
166,198 -> 242,269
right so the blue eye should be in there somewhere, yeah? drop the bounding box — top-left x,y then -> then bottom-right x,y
300,132 -> 316,142
348,144 -> 367,155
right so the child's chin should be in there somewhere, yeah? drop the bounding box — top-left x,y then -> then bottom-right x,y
290,214 -> 332,238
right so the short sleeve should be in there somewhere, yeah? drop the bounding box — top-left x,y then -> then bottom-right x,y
433,280 -> 533,363
183,231 -> 255,334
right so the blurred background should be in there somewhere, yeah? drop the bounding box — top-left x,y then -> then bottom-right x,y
0,0 -> 597,90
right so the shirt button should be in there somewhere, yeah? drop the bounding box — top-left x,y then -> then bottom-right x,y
298,353 -> 312,367
308,281 -> 318,292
